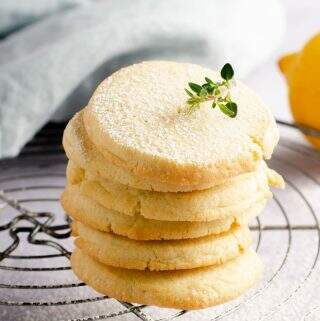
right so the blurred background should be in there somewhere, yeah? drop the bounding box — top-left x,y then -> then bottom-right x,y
0,0 -> 319,159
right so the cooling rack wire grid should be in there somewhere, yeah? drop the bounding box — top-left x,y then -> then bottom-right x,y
0,120 -> 319,321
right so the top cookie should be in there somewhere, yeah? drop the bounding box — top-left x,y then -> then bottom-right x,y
84,61 -> 279,188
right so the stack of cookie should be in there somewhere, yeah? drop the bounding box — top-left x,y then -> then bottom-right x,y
61,61 -> 284,309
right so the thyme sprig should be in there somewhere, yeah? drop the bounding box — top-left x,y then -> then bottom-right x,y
184,63 -> 237,117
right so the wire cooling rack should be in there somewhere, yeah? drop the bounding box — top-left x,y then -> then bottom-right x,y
0,121 -> 319,321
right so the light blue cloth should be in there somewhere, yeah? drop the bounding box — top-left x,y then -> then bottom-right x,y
0,0 -> 89,38
0,0 -> 285,159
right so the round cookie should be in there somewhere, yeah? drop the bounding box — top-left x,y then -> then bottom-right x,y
61,185 -> 263,240
73,221 -> 251,271
78,178 -> 269,222
71,248 -> 263,309
64,111 -> 283,193
83,61 -> 279,190
67,160 -> 282,221
63,111 -> 210,192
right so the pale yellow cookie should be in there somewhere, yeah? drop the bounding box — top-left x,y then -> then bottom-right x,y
74,221 -> 251,271
66,160 -> 281,222
63,112 -> 211,192
71,248 -> 263,309
61,185 -> 263,240
66,162 -> 84,184
79,178 -> 269,221
64,110 -> 283,193
67,161 -> 283,215
83,61 -> 279,190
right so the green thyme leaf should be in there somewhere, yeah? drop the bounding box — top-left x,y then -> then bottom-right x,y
188,82 -> 202,95
219,102 -> 237,118
202,83 -> 214,94
185,88 -> 194,97
225,102 -> 237,118
205,77 -> 214,84
184,63 -> 237,117
199,88 -> 208,97
221,63 -> 234,81
218,103 -> 231,116
214,88 -> 221,95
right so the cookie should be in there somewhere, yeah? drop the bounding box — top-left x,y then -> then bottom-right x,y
78,178 -> 269,221
61,185 -> 263,240
63,111 -> 212,192
67,160 -> 282,222
71,248 -> 263,309
83,61 -> 279,190
74,221 -> 251,271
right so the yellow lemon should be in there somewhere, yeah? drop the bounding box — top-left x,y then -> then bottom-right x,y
279,33 -> 320,149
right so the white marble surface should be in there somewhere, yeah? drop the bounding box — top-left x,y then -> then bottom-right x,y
245,0 -> 320,122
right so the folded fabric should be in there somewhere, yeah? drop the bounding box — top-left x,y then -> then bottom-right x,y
0,0 -> 89,38
0,0 -> 285,159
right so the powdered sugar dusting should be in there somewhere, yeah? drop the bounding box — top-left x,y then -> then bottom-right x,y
86,61 -> 277,166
